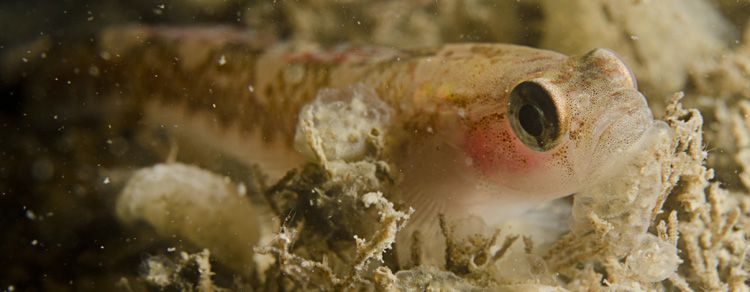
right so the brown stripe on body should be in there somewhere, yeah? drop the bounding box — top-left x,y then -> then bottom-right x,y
103,26 -> 276,141
13,26 -> 432,179
104,26 -> 422,147
15,26 -> 504,177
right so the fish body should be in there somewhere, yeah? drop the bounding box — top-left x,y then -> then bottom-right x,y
13,26 -> 655,265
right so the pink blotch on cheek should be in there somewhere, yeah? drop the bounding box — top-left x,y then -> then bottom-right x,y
463,119 -> 544,176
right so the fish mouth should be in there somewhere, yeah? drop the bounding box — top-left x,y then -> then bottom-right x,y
597,110 -> 651,150
590,91 -> 653,167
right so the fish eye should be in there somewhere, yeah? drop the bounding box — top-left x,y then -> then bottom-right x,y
508,81 -> 561,151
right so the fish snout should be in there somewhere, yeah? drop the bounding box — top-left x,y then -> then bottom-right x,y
589,89 -> 653,163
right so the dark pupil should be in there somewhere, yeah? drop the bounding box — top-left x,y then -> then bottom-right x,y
508,81 -> 561,151
518,104 -> 543,136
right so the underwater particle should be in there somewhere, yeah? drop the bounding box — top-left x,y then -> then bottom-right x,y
107,137 -> 129,156
25,210 -> 36,220
30,158 -> 53,182
100,51 -> 111,60
88,65 -> 99,76
218,55 -> 226,65
153,4 -> 165,15
237,183 -> 247,196
457,108 -> 466,118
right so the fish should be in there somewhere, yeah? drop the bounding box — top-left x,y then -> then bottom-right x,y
7,25 -> 655,266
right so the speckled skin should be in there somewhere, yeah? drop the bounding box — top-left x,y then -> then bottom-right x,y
23,26 -> 654,266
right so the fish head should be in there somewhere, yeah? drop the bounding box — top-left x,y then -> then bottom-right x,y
461,47 -> 653,200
